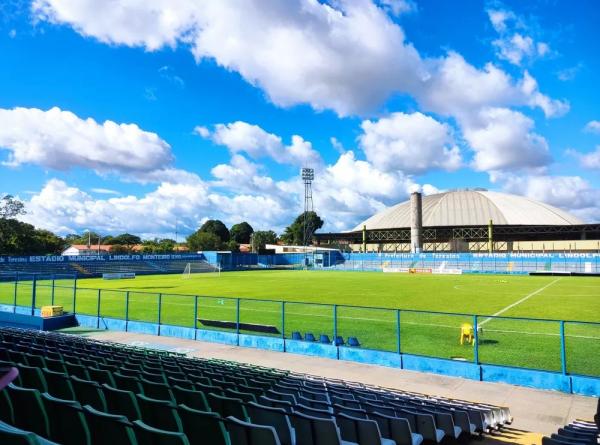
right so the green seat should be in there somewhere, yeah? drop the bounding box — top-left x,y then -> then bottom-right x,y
82,405 -> 137,445
64,362 -> 89,380
132,420 -> 190,445
41,368 -> 75,401
168,377 -> 194,390
102,384 -> 142,421
137,393 -> 183,432
225,388 -> 257,403
225,416 -> 281,445
15,365 -> 47,393
6,384 -> 50,438
141,370 -> 166,384
113,372 -> 144,394
0,389 -> 14,424
24,353 -> 46,370
41,393 -> 91,445
208,393 -> 249,421
172,386 -> 210,412
87,367 -> 116,387
140,378 -> 174,403
0,420 -> 58,445
177,404 -> 230,445
70,376 -> 107,411
43,358 -> 66,374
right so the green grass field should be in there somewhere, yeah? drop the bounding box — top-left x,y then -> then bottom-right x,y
2,270 -> 599,376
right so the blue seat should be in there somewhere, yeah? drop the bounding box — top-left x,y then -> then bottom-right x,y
304,333 -> 316,342
334,336 -> 345,346
319,335 -> 331,344
347,337 -> 361,347
291,332 -> 303,341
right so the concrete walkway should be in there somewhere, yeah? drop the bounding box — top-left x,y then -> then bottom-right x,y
87,330 -> 598,444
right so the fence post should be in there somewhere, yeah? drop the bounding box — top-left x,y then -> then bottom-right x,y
72,279 -> 77,315
473,315 -> 479,364
125,291 -> 130,332
560,321 -> 567,375
13,278 -> 17,313
96,289 -> 101,329
281,301 -> 286,352
31,274 -> 37,315
194,296 -> 198,340
157,293 -> 162,336
333,304 -> 338,342
396,309 -> 401,354
236,299 -> 241,345
51,275 -> 55,306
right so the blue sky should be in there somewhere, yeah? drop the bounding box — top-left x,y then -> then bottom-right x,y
0,0 -> 599,239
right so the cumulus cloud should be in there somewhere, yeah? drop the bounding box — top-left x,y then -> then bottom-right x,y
379,0 -> 416,16
0,106 -> 173,175
487,7 -> 550,66
584,120 -> 600,134
201,121 -> 322,168
567,146 -> 600,170
462,107 -> 550,172
359,112 -> 461,174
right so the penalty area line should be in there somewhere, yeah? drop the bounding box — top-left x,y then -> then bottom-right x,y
479,278 -> 561,327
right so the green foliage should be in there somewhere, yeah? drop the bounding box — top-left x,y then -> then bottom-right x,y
186,231 -> 222,251
280,211 -> 324,245
65,232 -> 102,245
109,244 -> 130,254
199,219 -> 230,242
224,240 -> 240,252
141,238 -> 176,253
0,219 -> 64,255
251,230 -> 278,252
230,222 -> 254,244
111,233 -> 142,246
0,195 -> 26,219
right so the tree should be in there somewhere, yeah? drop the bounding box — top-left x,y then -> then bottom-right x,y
109,244 -> 130,254
280,211 -> 324,245
32,229 -> 65,255
0,219 -> 64,255
111,233 -> 142,247
251,230 -> 278,253
186,231 -> 222,251
199,220 -> 230,242
64,231 -> 101,246
230,222 -> 254,244
0,195 -> 25,219
224,240 -> 240,252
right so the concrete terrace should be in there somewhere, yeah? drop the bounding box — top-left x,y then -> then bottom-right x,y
84,330 -> 598,445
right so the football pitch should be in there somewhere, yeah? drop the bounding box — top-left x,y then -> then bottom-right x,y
4,270 -> 600,376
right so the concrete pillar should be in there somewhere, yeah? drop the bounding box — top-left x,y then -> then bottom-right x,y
410,192 -> 423,253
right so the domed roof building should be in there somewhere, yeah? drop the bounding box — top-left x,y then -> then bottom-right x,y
354,189 -> 582,231
315,189 -> 598,253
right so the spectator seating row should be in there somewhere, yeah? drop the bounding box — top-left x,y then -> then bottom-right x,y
541,400 -> 599,445
291,332 -> 360,347
0,327 -> 512,445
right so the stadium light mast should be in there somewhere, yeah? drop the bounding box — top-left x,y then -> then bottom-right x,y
301,168 -> 314,260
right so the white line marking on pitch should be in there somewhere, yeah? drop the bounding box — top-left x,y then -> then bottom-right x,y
479,278 -> 561,327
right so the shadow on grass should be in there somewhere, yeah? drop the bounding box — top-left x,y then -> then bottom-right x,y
479,339 -> 500,345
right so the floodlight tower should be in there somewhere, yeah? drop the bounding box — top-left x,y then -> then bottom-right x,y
301,168 -> 314,250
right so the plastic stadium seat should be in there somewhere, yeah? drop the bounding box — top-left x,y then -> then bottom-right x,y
14,365 -> 47,393
0,389 -> 14,424
347,337 -> 361,347
132,420 -> 191,445
335,412 -> 395,445
424,410 -> 461,440
369,411 -> 423,445
113,372 -> 144,394
293,404 -> 333,419
140,378 -> 175,403
225,388 -> 257,403
291,332 -> 303,341
82,405 -> 137,445
246,401 -> 296,445
168,376 -> 195,390
172,385 -> 211,412
334,336 -> 345,346
258,396 -> 294,414
136,393 -> 183,432
288,411 -> 358,445
208,393 -> 249,421
332,404 -> 368,419
102,384 -> 142,421
64,362 -> 90,380
87,367 -> 116,387
6,384 -> 50,439
70,376 -> 107,411
41,393 -> 91,445
267,389 -> 298,405
225,416 -> 281,445
319,335 -> 331,344
42,358 -> 65,374
177,404 -> 231,445
0,420 -> 59,445
304,333 -> 316,342
40,368 -> 75,401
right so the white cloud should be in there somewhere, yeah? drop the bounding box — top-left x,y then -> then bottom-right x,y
90,188 -> 120,195
568,146 -> 600,170
584,120 -> 600,134
203,121 -> 322,168
33,0 -> 425,117
500,174 -> 600,222
359,112 -> 461,174
158,65 -> 184,88
487,7 -> 550,66
379,0 -> 416,16
462,107 -> 550,172
0,106 -> 173,175
557,64 -> 583,82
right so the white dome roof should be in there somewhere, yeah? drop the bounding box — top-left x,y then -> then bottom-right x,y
354,190 -> 582,230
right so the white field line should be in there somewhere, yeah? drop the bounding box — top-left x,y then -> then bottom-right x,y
478,278 -> 562,327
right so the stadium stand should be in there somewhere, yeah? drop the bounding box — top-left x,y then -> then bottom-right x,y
541,402 -> 599,445
0,327 -> 513,445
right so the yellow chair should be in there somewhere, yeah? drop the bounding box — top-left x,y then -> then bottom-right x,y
460,323 -> 474,345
